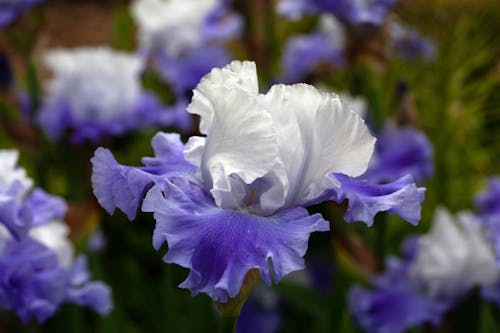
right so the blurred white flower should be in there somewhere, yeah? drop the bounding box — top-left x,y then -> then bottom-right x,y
131,0 -> 219,57
409,207 -> 498,299
44,46 -> 144,122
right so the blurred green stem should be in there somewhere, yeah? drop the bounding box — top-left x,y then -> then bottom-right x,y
374,213 -> 387,264
216,269 -> 260,333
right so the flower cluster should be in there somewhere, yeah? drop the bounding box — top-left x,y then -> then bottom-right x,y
92,60 -> 424,302
0,150 -> 112,323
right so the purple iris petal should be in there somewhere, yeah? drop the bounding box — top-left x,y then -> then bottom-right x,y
0,238 -> 67,323
155,47 -> 231,96
91,132 -> 195,220
0,0 -> 43,28
281,33 -> 344,83
141,177 -> 330,302
349,258 -> 448,333
65,256 -> 112,316
24,189 -> 67,227
363,126 -> 434,183
329,173 -> 425,226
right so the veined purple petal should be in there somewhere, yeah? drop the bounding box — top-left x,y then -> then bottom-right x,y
141,177 -> 329,302
91,132 -> 195,220
329,173 -> 425,226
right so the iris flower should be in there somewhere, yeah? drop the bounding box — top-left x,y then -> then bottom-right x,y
92,61 -> 424,302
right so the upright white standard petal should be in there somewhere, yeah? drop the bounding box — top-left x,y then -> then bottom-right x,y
185,60 -> 375,214
409,207 -> 498,299
0,150 -> 33,194
44,47 -> 144,121
131,0 -> 218,56
187,61 -> 259,134
259,84 -> 375,206
29,221 -> 74,268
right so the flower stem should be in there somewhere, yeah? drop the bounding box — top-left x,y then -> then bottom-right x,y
216,269 -> 260,333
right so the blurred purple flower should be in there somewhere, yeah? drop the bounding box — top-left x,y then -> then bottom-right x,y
281,15 -> 345,83
0,0 -> 43,28
92,61 -> 424,302
0,149 -> 112,323
363,125 -> 434,183
390,20 -> 436,61
349,258 -> 449,333
37,47 -> 188,143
